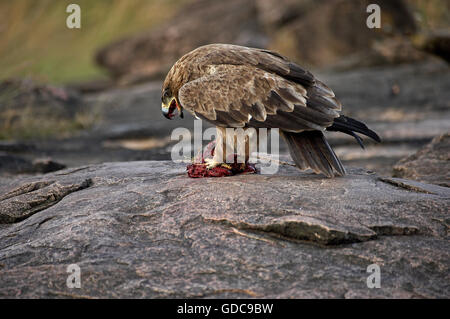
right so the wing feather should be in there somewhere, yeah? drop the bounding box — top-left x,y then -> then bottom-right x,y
185,44 -> 315,87
178,64 -> 340,131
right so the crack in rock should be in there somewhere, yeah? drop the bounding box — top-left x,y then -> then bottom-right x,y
204,217 -> 422,245
378,177 -> 450,197
203,216 -> 378,245
368,224 -> 419,236
0,181 -> 55,201
0,179 -> 92,224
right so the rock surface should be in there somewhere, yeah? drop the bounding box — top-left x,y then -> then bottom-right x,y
0,161 -> 448,298
0,152 -> 66,175
393,133 -> 450,187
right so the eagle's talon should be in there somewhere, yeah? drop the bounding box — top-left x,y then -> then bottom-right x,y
204,158 -> 231,170
220,163 -> 233,170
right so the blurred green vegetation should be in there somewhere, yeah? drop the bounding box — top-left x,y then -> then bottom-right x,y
0,0 -> 186,84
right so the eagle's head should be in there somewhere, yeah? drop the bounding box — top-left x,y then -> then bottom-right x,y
161,87 -> 183,120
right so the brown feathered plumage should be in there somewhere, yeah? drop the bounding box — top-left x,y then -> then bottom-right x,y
161,44 -> 380,177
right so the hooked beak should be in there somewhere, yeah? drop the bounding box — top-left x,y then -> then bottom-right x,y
162,98 -> 183,119
161,102 -> 173,119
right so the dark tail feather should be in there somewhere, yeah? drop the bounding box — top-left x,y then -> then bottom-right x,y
282,130 -> 346,178
327,115 -> 381,148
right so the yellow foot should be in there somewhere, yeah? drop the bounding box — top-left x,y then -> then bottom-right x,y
204,158 -> 232,170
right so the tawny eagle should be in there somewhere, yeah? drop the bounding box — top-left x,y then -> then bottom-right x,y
161,44 -> 380,178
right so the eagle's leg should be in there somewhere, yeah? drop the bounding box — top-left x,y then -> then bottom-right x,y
186,127 -> 256,178
205,127 -> 232,170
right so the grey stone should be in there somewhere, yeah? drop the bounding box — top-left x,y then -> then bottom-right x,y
0,78 -> 86,140
393,133 -> 450,187
0,179 -> 91,223
418,29 -> 450,63
31,158 -> 66,174
0,161 -> 448,298
0,153 -> 33,175
0,153 -> 66,176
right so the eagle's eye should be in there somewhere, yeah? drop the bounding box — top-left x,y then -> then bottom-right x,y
162,89 -> 171,101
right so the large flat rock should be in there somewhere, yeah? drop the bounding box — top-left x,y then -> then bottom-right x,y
0,161 -> 448,298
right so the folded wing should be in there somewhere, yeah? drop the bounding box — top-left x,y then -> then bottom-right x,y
178,64 -> 341,131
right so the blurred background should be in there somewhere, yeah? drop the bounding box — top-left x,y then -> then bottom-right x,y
0,0 -> 449,185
